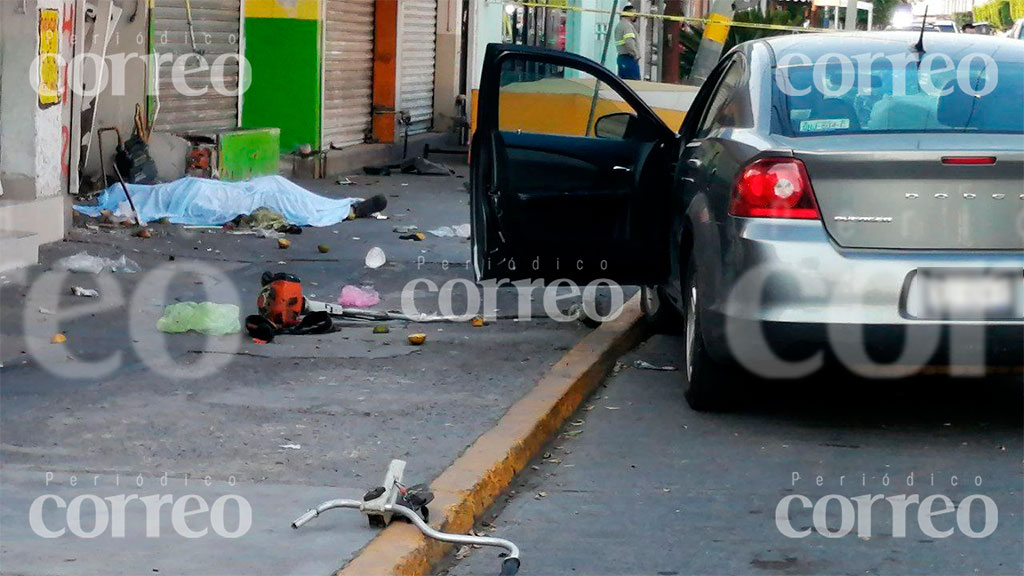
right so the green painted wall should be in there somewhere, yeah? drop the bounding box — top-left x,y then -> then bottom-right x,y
242,18 -> 321,152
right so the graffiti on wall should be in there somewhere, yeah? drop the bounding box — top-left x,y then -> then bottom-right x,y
38,8 -> 62,108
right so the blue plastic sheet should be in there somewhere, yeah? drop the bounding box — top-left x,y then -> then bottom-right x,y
73,176 -> 358,227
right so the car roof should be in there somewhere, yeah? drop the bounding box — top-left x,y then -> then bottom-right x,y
755,31 -> 1024,63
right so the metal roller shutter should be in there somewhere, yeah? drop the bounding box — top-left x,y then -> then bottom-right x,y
322,0 -> 375,148
150,0 -> 241,133
398,0 -> 437,135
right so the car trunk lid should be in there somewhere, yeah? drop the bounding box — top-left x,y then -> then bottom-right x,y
793,135 -> 1024,250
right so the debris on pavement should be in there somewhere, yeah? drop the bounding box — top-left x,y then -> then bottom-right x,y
317,244 -> 330,253
393,225 -> 418,234
365,247 -> 386,269
373,325 -> 390,334
53,252 -> 140,274
278,443 -> 302,450
71,286 -> 99,298
408,333 -> 427,345
633,360 -> 678,371
471,316 -> 486,327
428,224 -> 471,239
135,228 -> 152,239
399,232 -> 426,241
51,333 -> 67,344
277,238 -> 291,249
339,285 -> 380,308
336,177 -> 356,185
455,545 -> 472,560
156,302 -> 241,335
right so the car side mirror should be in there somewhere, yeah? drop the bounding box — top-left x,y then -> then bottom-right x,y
593,112 -> 636,140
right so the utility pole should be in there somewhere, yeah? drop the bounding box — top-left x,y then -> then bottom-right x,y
845,0 -> 858,30
687,0 -> 734,86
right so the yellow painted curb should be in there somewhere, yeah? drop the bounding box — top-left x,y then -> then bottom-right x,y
337,295 -> 649,576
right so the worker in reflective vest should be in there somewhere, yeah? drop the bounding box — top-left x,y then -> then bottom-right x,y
614,5 -> 641,80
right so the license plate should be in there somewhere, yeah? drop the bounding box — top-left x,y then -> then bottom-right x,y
920,270 -> 1021,319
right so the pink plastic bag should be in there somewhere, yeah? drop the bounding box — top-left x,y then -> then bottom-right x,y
339,285 -> 380,308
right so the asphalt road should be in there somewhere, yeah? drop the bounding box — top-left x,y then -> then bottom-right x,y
0,165 -> 593,575
446,335 -> 1024,576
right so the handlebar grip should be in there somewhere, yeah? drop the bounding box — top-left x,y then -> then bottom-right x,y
499,557 -> 520,576
291,509 -> 317,529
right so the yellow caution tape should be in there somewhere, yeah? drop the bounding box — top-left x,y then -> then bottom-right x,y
508,1 -> 836,34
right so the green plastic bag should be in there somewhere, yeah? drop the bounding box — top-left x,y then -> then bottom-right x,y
156,302 -> 241,335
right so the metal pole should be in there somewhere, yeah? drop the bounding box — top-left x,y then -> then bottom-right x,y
585,0 -> 621,137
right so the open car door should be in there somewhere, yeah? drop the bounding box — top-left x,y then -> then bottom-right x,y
471,44 -> 677,285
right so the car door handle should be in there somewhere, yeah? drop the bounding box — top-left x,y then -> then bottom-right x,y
687,158 -> 702,168
612,166 -> 632,173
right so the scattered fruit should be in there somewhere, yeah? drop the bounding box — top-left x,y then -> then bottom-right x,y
407,333 -> 427,345
373,325 -> 390,334
135,228 -> 152,239
277,238 -> 291,249
317,244 -> 330,253
471,316 -> 486,327
51,333 -> 67,344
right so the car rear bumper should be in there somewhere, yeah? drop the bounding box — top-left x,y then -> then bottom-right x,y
699,219 -> 1024,370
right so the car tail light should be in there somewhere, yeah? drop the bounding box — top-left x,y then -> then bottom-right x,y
729,158 -> 819,219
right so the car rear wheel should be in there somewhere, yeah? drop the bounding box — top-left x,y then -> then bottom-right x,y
682,259 -> 732,412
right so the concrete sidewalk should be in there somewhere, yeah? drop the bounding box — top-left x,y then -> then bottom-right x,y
0,164 -> 591,575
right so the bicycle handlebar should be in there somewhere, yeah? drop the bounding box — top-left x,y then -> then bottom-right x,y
290,500 -> 520,575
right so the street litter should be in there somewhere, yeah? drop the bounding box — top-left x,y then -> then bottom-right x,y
39,308 -> 56,315
393,225 -> 418,234
51,333 -> 67,344
365,247 -> 386,269
53,252 -> 140,274
400,232 -> 426,241
156,302 -> 241,335
373,325 -> 390,334
407,333 -> 427,345
277,238 -> 291,249
471,316 -> 486,327
71,286 -> 99,298
339,285 -> 380,308
633,360 -> 678,371
317,244 -> 330,253
336,177 -> 356,185
279,444 -> 302,450
74,176 -> 361,227
428,224 -> 471,239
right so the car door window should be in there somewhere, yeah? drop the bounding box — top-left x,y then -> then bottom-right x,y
497,57 -> 646,140
694,60 -> 744,139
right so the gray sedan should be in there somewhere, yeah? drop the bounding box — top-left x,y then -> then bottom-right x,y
470,33 -> 1023,410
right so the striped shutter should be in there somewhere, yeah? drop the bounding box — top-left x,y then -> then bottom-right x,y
398,0 -> 437,135
150,0 -> 241,133
322,0 -> 376,148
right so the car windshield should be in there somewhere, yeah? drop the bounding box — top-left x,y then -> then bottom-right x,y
773,53 -> 1024,136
